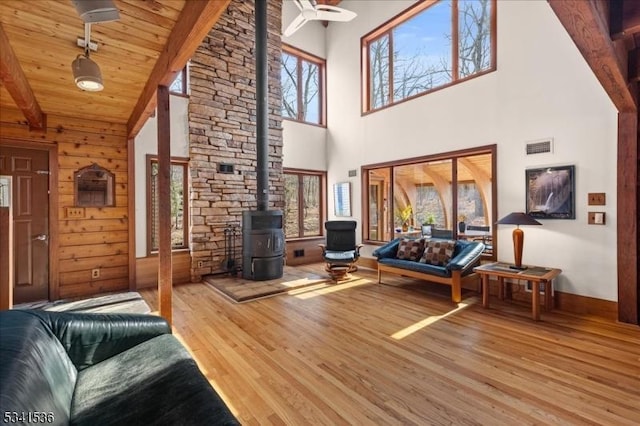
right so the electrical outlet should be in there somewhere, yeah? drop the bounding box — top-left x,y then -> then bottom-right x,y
66,207 -> 85,218
91,269 -> 100,279
588,193 -> 606,206
197,260 -> 204,268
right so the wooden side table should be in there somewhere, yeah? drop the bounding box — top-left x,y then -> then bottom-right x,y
474,263 -> 562,321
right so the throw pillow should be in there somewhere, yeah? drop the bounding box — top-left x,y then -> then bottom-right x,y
396,238 -> 426,261
419,240 -> 456,266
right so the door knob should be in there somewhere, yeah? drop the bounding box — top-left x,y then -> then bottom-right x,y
33,234 -> 48,242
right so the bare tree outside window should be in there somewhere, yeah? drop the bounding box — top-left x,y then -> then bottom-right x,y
281,52 -> 298,119
281,47 -> 324,124
284,171 -> 324,239
284,174 -> 299,238
458,0 -> 492,78
301,62 -> 320,123
364,0 -> 495,112
393,0 -> 452,101
150,160 -> 187,252
302,175 -> 320,236
369,35 -> 390,109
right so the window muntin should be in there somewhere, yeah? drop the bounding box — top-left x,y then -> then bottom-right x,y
147,156 -> 189,254
284,170 -> 326,239
363,0 -> 495,112
281,45 -> 325,125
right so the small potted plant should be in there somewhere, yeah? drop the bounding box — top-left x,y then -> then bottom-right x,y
422,213 -> 436,236
396,205 -> 413,232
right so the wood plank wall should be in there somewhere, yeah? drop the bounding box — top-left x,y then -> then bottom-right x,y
0,108 -> 129,299
285,238 -> 324,266
135,251 -> 191,289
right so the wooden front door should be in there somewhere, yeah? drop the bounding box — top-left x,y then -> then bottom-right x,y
0,147 -> 49,303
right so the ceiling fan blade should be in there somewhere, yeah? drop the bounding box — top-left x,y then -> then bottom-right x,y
283,14 -> 309,37
293,0 -> 315,11
314,5 -> 357,22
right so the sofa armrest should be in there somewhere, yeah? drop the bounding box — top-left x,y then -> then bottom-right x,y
26,310 -> 171,370
372,239 -> 400,259
447,241 -> 485,273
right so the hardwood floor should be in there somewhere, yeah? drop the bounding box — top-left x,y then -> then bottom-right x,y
140,265 -> 640,425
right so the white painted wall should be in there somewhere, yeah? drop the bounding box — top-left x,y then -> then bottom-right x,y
281,0 -> 327,172
134,95 -> 190,257
315,0 -> 618,300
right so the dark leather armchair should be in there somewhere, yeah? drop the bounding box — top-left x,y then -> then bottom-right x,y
319,220 -> 363,281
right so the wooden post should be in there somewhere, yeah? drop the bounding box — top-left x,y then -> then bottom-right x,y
127,137 -> 136,291
0,207 -> 13,310
157,85 -> 172,325
617,112 -> 638,324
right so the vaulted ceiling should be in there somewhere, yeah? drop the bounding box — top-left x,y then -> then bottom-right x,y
1,1 -> 636,137
0,0 -> 230,137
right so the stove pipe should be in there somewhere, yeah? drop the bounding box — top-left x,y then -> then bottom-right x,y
255,0 -> 268,211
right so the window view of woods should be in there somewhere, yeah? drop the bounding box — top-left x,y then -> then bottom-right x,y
281,45 -> 325,125
284,171 -> 325,239
149,159 -> 188,252
365,0 -> 494,111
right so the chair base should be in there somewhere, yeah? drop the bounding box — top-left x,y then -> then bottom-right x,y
325,263 -> 357,282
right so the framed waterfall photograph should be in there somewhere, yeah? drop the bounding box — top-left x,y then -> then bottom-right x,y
525,165 -> 575,219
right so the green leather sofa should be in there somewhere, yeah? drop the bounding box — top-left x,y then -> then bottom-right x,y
0,310 -> 239,425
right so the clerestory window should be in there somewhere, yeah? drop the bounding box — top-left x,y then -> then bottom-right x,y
362,0 -> 496,113
281,44 -> 326,126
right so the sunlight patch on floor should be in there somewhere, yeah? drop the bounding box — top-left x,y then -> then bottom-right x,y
292,278 -> 372,299
280,277 -> 327,288
391,296 -> 478,340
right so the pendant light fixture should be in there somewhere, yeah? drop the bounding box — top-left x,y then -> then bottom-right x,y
71,23 -> 103,92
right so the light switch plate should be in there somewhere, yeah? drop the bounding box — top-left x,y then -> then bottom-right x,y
588,211 -> 605,225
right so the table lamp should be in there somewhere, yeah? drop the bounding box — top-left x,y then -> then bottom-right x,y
497,212 -> 542,270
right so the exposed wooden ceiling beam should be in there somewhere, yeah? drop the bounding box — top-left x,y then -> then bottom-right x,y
0,23 -> 45,130
127,0 -> 231,139
548,0 -> 637,112
610,0 -> 640,40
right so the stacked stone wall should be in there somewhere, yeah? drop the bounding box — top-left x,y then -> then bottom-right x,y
189,0 -> 283,279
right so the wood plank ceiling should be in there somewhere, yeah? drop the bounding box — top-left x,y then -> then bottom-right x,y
0,0 -> 230,138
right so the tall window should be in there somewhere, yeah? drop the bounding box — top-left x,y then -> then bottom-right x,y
147,156 -> 189,253
362,146 -> 496,257
363,0 -> 495,112
284,169 -> 326,239
281,44 -> 325,125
